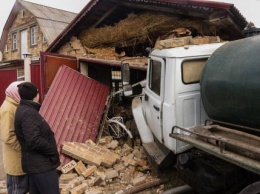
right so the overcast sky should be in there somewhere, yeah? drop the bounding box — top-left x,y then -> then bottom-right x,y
0,0 -> 260,38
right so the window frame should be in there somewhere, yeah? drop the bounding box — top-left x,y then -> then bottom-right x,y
31,26 -> 37,46
21,10 -> 25,18
12,32 -> 17,50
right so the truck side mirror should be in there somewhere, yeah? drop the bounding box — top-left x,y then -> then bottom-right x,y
121,63 -> 132,96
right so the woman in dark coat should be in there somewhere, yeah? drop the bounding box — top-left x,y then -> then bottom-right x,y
14,82 -> 60,194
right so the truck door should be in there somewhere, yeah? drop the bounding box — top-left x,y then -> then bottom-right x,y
174,58 -> 207,151
143,57 -> 165,143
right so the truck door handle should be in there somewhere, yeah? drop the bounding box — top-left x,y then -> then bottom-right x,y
153,105 -> 160,111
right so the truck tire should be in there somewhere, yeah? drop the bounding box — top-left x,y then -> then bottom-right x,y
239,181 -> 260,194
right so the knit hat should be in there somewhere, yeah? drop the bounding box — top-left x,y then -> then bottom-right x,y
18,82 -> 38,100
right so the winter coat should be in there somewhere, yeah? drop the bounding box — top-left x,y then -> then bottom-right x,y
14,100 -> 60,174
0,96 -> 25,175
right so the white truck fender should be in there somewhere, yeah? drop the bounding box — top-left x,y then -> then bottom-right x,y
132,97 -> 154,143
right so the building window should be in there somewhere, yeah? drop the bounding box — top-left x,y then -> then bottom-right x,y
21,10 -> 25,18
12,33 -> 17,50
31,26 -> 37,46
42,33 -> 47,43
5,44 -> 8,52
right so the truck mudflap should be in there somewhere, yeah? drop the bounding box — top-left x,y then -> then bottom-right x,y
169,119 -> 260,175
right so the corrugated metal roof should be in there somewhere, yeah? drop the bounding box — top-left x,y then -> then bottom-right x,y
39,65 -> 110,165
19,0 -> 77,43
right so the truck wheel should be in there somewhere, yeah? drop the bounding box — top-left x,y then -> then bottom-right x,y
239,181 -> 260,194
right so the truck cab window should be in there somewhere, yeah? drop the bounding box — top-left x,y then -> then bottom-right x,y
182,59 -> 207,84
149,60 -> 161,95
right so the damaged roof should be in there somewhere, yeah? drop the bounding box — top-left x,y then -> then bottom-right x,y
47,0 -> 248,53
0,0 -> 77,51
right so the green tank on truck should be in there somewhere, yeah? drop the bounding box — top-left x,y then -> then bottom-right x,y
201,35 -> 260,129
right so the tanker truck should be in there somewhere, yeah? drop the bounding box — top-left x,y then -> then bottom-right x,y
121,35 -> 260,193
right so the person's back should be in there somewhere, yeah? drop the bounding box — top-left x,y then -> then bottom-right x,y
14,82 -> 60,194
0,81 -> 28,194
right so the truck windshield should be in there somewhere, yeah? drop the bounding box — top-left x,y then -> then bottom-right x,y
182,58 -> 208,84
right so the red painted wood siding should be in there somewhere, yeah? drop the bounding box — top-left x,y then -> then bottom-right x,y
0,70 -> 17,105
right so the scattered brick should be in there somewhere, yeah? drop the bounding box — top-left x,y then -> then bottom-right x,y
70,183 -> 88,194
132,148 -> 144,159
107,140 -> 118,149
122,154 -> 138,166
114,163 -> 125,173
82,165 -> 97,178
75,161 -> 88,175
93,176 -> 103,186
121,144 -> 133,156
132,176 -> 146,186
62,142 -> 120,167
61,160 -> 77,173
105,169 -> 119,180
60,186 -> 70,194
60,173 -> 79,184
85,189 -> 103,194
68,176 -> 85,188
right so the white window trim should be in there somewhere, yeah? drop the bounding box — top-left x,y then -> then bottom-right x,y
12,33 -> 17,50
31,26 -> 37,46
21,10 -> 25,18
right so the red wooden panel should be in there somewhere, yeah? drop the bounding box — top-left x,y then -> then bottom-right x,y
40,52 -> 77,100
39,65 -> 109,166
30,62 -> 43,103
0,70 -> 17,105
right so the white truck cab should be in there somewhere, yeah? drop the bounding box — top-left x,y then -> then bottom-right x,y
133,42 -> 225,154
128,42 -> 226,171
123,38 -> 260,193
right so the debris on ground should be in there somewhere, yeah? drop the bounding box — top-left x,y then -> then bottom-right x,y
59,137 -> 168,194
0,135 -> 181,194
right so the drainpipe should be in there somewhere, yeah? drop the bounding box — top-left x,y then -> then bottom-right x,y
23,53 -> 32,82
